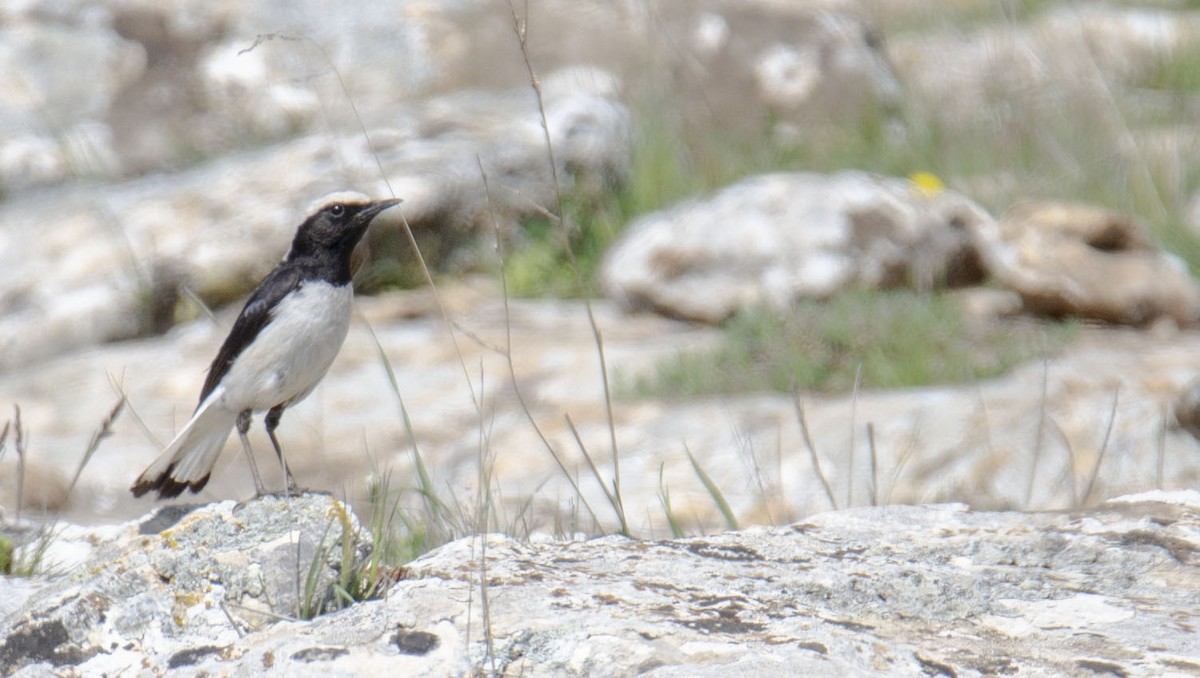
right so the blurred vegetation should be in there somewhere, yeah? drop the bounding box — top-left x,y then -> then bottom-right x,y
624,290 -> 1078,398
517,0 -> 1200,282
496,0 -> 1200,396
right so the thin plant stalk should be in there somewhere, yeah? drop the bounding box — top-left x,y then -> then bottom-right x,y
657,464 -> 686,539
67,395 -> 125,497
362,319 -> 452,540
847,364 -> 862,508
882,418 -> 921,506
565,414 -> 628,534
0,420 -> 9,467
791,390 -> 837,511
507,0 -> 626,532
1081,388 -> 1120,507
14,405 -> 24,523
478,155 -> 605,532
1050,421 -> 1079,508
866,422 -> 878,507
1025,356 -> 1050,507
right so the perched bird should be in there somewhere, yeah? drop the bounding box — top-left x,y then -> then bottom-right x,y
131,192 -> 402,500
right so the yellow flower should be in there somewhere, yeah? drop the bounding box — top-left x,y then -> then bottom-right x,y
909,171 -> 944,197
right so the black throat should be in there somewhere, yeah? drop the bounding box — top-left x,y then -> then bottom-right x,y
284,242 -> 357,287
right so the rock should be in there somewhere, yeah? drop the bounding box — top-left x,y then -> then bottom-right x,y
600,171 -> 990,323
0,0 -> 452,186
0,494 -> 373,675
972,201 -> 1200,326
4,492 -> 1199,675
0,77 -> 631,370
0,18 -> 142,189
1173,377 -> 1200,441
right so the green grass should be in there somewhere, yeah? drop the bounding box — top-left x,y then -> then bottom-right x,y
626,290 -> 1078,398
299,495 -> 401,620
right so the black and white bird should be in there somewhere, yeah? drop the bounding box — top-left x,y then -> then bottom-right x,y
131,192 -> 401,500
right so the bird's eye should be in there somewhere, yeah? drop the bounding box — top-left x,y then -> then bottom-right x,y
329,204 -> 345,217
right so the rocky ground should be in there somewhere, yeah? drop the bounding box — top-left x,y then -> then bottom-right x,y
5,0 -> 1200,674
3,491 -> 1200,676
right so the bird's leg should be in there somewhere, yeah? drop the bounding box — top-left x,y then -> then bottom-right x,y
264,405 -> 297,496
237,409 -> 268,497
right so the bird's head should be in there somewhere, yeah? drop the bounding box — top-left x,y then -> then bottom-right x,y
287,191 -> 402,261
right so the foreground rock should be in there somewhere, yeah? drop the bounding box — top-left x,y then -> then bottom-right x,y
600,171 -> 988,323
0,495 -> 371,675
4,491 -> 1199,676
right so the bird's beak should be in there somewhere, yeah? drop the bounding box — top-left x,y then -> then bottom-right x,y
360,198 -> 403,225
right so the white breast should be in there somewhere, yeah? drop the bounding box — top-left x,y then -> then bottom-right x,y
217,281 -> 354,412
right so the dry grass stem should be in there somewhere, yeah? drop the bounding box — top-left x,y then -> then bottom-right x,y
1025,356 -> 1050,507
791,390 -> 838,511
507,0 -> 626,532
1080,388 -> 1120,507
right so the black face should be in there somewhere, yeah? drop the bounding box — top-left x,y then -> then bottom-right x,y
288,198 -> 400,260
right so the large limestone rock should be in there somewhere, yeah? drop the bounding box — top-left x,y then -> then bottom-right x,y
0,19 -> 141,189
600,171 -> 988,323
973,201 -> 1200,326
0,80 -> 630,370
0,0 -> 450,185
3,492 -> 1199,675
0,0 -> 898,193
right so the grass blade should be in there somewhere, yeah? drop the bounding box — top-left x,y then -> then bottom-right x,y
684,444 -> 737,531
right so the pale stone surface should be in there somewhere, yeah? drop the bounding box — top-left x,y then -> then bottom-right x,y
600,172 -> 988,323
5,282 -> 1200,539
5,7 -> 1200,664
972,201 -> 1200,326
0,79 -> 631,371
3,492 -> 1199,676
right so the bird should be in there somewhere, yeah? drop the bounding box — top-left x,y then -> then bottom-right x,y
131,192 -> 402,500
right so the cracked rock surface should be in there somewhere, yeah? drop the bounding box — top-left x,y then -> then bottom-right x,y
3,491 -> 1199,676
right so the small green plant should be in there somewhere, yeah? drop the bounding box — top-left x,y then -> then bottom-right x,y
0,534 -> 11,574
299,494 -> 403,620
627,290 -> 1077,398
3,528 -> 56,577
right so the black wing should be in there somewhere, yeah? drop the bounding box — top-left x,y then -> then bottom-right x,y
197,263 -> 304,404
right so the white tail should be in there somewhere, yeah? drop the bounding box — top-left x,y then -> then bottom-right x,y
132,389 -> 237,498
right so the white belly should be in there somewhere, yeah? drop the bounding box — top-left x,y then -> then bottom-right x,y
217,281 -> 353,412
